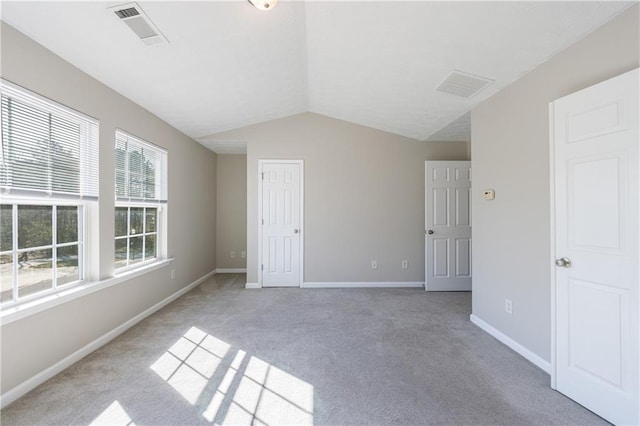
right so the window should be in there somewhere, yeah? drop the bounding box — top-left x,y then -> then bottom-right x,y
1,204 -> 83,303
0,80 -> 98,306
114,131 -> 167,271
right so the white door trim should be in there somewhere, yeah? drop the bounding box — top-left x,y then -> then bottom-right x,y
549,103 -> 558,390
257,159 -> 304,288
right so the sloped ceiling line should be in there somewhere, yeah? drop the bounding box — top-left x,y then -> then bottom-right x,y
1,1 -> 634,153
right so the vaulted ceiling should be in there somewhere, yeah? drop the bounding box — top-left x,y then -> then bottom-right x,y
1,1 -> 634,153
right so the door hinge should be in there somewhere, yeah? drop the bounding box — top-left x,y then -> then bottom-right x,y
261,172 -> 264,180
261,219 -> 264,225
261,264 -> 264,271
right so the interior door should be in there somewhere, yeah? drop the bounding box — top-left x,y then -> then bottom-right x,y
552,68 -> 638,425
425,161 -> 472,291
260,161 -> 302,288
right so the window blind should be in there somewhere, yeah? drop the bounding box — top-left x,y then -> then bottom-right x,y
115,130 -> 167,203
0,80 -> 99,200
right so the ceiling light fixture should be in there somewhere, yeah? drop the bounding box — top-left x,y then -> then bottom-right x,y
248,0 -> 278,11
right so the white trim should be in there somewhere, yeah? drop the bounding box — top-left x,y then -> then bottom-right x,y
257,159 -> 304,288
245,282 -> 261,289
0,268 -> 216,409
548,101 -> 558,389
470,314 -> 551,374
1,259 -> 173,326
216,268 -> 247,273
302,282 -> 424,289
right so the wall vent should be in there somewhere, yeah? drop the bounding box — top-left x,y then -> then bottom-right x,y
436,70 -> 494,99
108,2 -> 168,46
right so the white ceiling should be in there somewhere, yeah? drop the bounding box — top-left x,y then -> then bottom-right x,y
1,1 -> 634,153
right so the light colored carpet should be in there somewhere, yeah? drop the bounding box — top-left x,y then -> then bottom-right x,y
2,273 -> 606,425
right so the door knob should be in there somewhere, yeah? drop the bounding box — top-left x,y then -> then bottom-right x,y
427,230 -> 434,235
294,229 -> 299,234
555,257 -> 572,268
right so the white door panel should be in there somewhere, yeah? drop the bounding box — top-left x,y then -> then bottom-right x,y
425,161 -> 472,291
552,68 -> 638,425
260,161 -> 302,287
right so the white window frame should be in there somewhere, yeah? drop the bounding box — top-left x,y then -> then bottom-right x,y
114,129 -> 167,274
0,197 -> 87,308
0,80 -> 99,309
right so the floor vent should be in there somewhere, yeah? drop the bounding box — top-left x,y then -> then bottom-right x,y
436,70 -> 494,99
108,2 -> 168,46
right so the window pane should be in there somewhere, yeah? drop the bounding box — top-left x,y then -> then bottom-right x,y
129,173 -> 143,198
129,236 -> 143,264
115,170 -> 126,198
57,206 -> 78,244
18,248 -> 53,298
0,204 -> 12,252
50,115 -> 80,193
143,149 -> 157,199
128,145 -> 143,198
18,205 -> 52,249
115,207 -> 128,237
145,208 -> 157,233
1,96 -> 50,191
145,234 -> 156,259
115,238 -> 127,269
0,254 -> 13,303
130,208 -> 143,235
57,245 -> 79,286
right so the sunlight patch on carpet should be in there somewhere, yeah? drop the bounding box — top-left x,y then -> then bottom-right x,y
149,326 -> 314,425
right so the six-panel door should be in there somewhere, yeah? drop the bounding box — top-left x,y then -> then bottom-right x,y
261,162 -> 302,287
425,161 -> 472,291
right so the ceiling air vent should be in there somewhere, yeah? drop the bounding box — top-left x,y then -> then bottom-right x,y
436,70 -> 494,99
108,2 -> 168,46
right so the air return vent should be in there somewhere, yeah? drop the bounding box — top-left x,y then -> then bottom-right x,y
108,2 -> 168,46
436,70 -> 494,99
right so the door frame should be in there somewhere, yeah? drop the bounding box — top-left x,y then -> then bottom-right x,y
257,159 -> 304,288
549,104 -> 558,389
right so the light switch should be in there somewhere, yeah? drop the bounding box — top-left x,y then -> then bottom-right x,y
482,189 -> 495,200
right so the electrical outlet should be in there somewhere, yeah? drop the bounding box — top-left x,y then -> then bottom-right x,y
171,269 -> 176,279
241,251 -> 246,258
371,260 -> 378,269
505,299 -> 513,314
401,260 -> 408,269
230,251 -> 236,258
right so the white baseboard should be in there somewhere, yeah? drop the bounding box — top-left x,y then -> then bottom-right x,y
245,282 -> 261,289
216,268 -> 247,273
470,314 -> 551,374
0,269 -> 217,409
302,282 -> 424,289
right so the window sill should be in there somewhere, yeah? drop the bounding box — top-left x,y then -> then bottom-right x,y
0,258 -> 173,326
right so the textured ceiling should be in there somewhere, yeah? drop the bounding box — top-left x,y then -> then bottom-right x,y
1,1 -> 634,153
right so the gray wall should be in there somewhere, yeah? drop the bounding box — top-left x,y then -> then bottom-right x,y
216,155 -> 247,269
210,113 -> 468,284
0,23 -> 217,392
471,5 -> 639,362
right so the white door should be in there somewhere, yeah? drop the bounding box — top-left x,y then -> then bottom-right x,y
551,68 -> 639,425
425,161 -> 472,291
259,161 -> 303,288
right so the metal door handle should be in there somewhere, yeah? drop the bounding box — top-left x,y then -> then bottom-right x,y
427,230 -> 434,235
555,257 -> 572,268
294,229 -> 299,234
